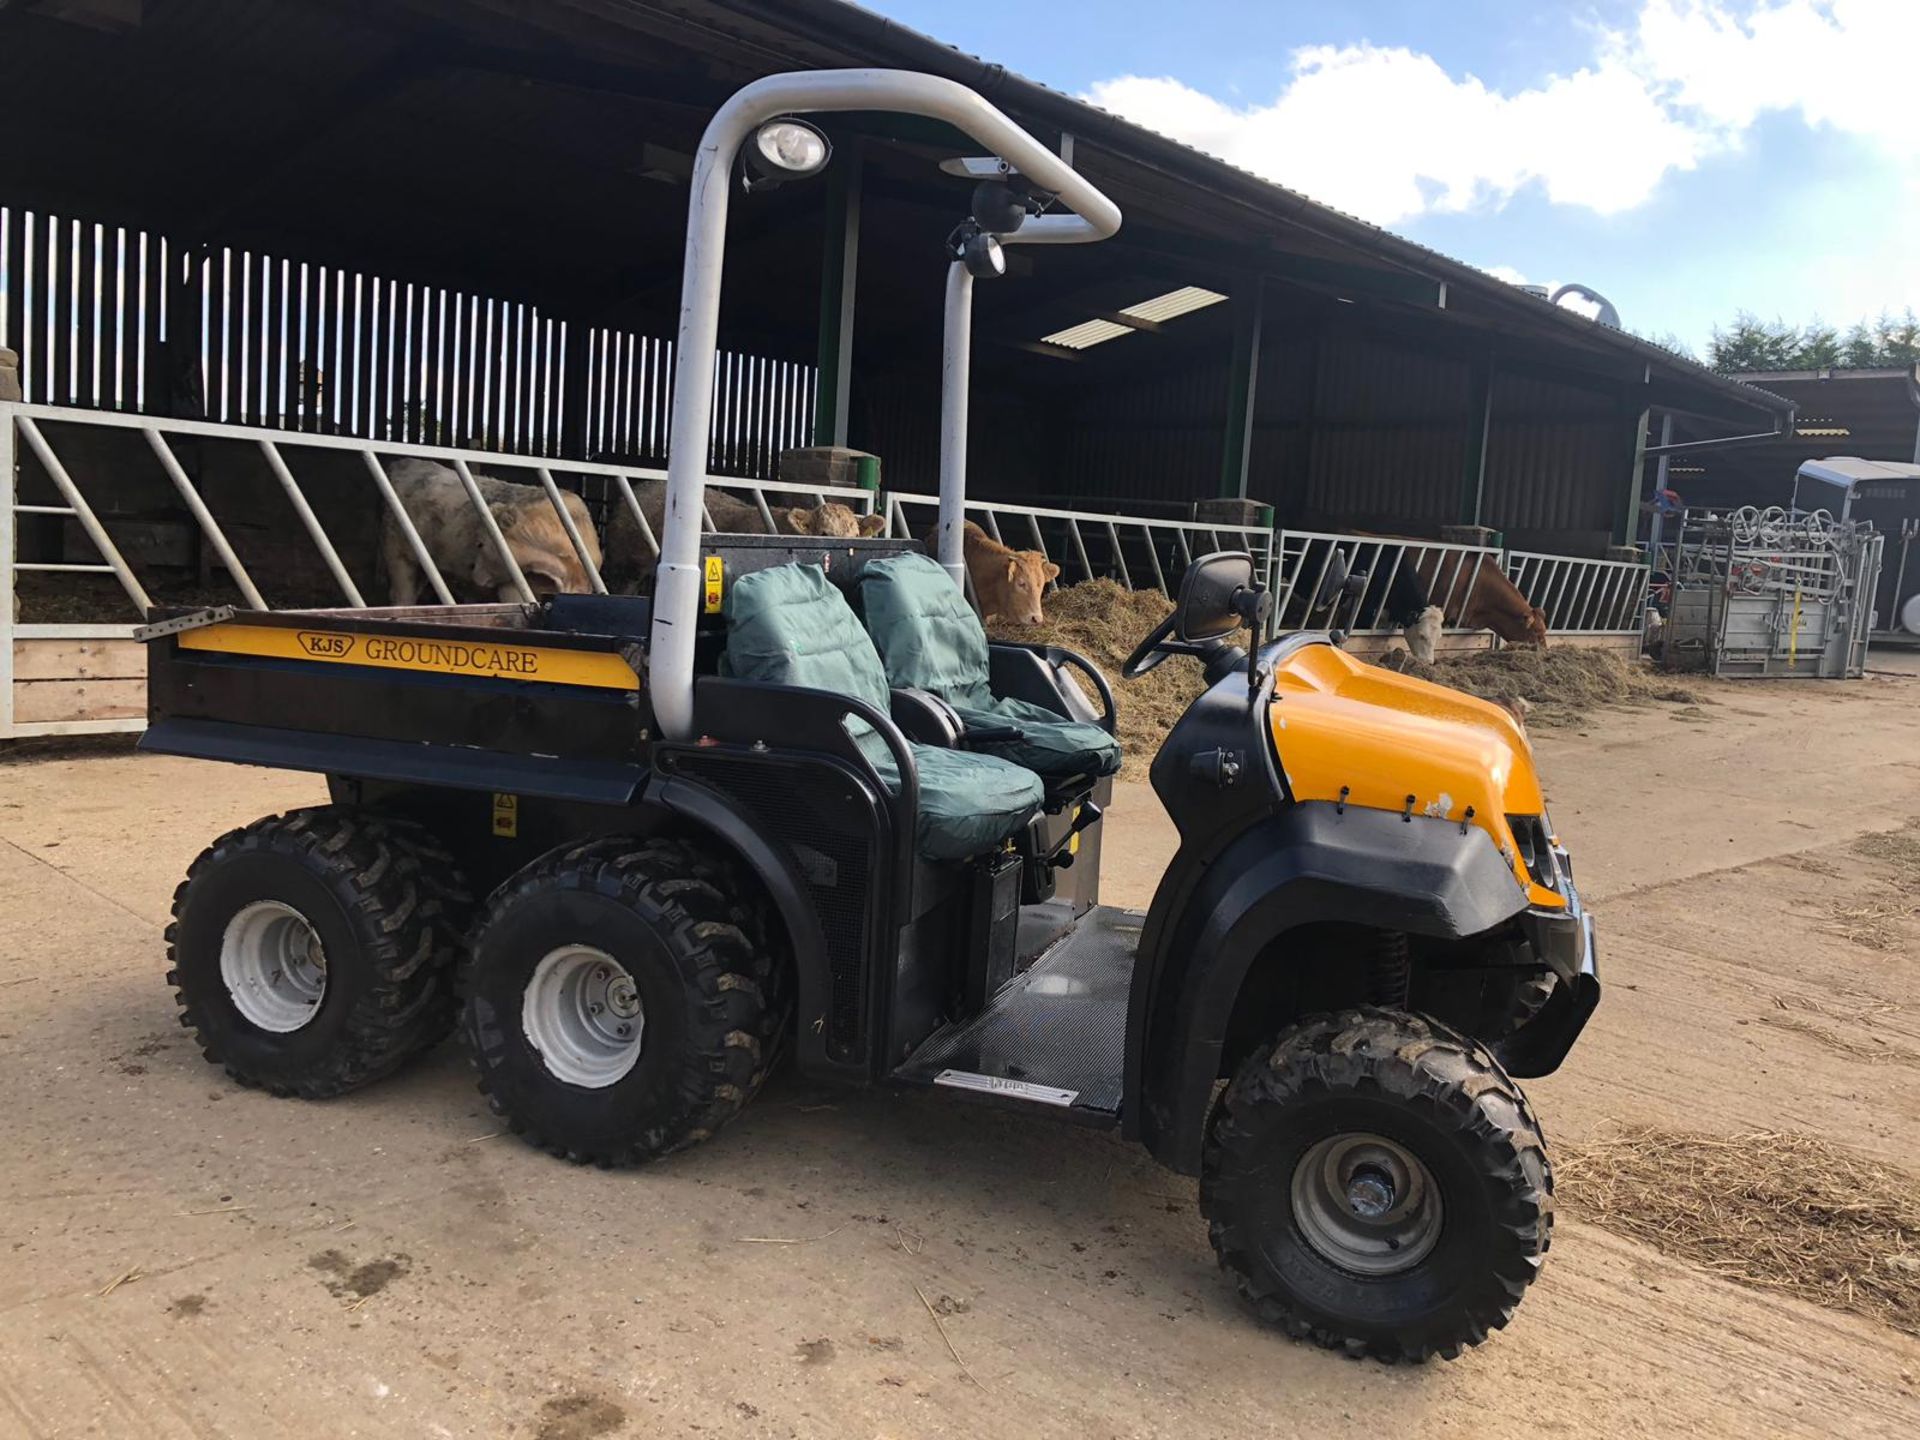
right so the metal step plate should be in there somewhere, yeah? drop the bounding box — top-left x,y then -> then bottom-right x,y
894,904 -> 1143,1118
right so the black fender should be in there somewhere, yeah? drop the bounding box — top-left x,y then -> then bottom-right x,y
643,772 -> 851,1080
1125,801 -> 1531,1175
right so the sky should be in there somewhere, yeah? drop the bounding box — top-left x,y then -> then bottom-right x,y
857,0 -> 1920,357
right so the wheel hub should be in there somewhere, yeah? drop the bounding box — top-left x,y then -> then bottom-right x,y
220,899 -> 328,1033
522,946 -> 645,1088
1344,1164 -> 1397,1220
1291,1133 -> 1443,1276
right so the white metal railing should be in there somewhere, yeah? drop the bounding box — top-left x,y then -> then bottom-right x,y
1273,530 -> 1500,638
882,491 -> 1278,606
0,401 -> 872,738
1274,528 -> 1648,641
3,401 -> 1657,740
1503,551 -> 1648,634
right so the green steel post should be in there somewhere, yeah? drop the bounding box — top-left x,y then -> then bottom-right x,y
1219,279 -> 1263,498
813,143 -> 862,447
1459,356 -> 1493,524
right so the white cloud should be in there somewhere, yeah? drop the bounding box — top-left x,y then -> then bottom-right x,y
1082,1 -> 1920,227
1629,0 -> 1920,157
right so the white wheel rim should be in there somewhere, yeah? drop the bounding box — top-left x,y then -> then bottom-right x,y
220,899 -> 329,1033
521,945 -> 645,1089
1291,1132 -> 1444,1276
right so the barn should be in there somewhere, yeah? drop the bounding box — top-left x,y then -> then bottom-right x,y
0,0 -> 1793,736
1662,365 -> 1920,510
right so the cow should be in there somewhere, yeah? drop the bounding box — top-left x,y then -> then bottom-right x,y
381,460 -> 602,605
601,478 -> 885,592
1409,548 -> 1549,650
956,519 -> 1059,627
1286,533 -> 1545,663
1282,536 -> 1443,660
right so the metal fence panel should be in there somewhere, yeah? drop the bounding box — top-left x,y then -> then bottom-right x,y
0,401 -> 874,737
882,491 -> 1278,608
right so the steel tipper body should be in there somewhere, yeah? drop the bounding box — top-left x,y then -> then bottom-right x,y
142,603 -> 653,804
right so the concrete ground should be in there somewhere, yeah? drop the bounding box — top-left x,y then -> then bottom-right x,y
1,656 -> 1918,1439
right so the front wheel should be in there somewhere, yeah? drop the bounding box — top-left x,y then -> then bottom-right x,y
1201,1008 -> 1552,1362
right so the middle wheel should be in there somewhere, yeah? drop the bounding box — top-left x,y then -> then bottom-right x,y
461,836 -> 786,1165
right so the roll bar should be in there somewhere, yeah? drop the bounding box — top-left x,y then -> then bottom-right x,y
650,69 -> 1122,740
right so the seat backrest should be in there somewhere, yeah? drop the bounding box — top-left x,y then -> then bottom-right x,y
722,561 -> 892,716
859,551 -> 993,711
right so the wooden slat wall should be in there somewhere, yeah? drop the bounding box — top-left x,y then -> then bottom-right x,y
0,204 -> 817,474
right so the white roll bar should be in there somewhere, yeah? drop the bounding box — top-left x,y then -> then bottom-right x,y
650,69 -> 1121,740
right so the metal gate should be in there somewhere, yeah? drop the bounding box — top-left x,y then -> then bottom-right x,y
1657,507 -> 1882,678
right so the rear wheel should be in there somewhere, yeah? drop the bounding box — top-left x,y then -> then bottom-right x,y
460,837 -> 787,1166
1202,1007 -> 1551,1362
166,807 -> 472,1097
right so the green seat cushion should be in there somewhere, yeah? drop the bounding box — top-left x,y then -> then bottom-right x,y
951,697 -> 1123,781
723,561 -> 892,713
859,551 -> 995,708
862,552 -> 1122,781
862,742 -> 1047,862
724,563 -> 1043,860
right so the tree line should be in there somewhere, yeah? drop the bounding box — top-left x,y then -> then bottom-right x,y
1708,310 -> 1920,373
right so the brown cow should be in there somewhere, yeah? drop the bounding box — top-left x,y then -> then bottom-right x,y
1410,549 -> 1549,648
601,478 -> 884,592
382,460 -> 602,605
958,520 -> 1059,626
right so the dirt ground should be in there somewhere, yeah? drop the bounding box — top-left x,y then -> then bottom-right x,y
2,657 -> 1918,1439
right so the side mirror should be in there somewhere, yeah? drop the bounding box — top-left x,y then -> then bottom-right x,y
1176,551 -> 1258,642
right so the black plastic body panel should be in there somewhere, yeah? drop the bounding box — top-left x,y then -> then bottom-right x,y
1496,888 -> 1602,1077
652,743 -> 892,1078
1126,801 -> 1532,1175
989,643 -> 1115,732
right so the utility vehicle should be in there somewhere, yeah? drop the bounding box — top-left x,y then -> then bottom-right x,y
140,70 -> 1598,1362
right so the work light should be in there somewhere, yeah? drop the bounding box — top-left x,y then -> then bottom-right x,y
956,225 -> 1006,279
743,118 -> 831,190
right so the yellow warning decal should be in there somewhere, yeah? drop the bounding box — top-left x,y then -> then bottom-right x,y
491,792 -> 519,838
177,623 -> 639,690
703,555 -> 725,614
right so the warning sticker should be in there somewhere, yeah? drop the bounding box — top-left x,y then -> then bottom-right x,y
703,555 -> 725,614
491,792 -> 519,838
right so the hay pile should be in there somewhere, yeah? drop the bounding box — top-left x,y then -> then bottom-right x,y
1854,823 -> 1920,883
1557,1126 -> 1920,1335
1376,646 -> 1702,729
1827,823 -> 1920,951
988,580 -> 1199,777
